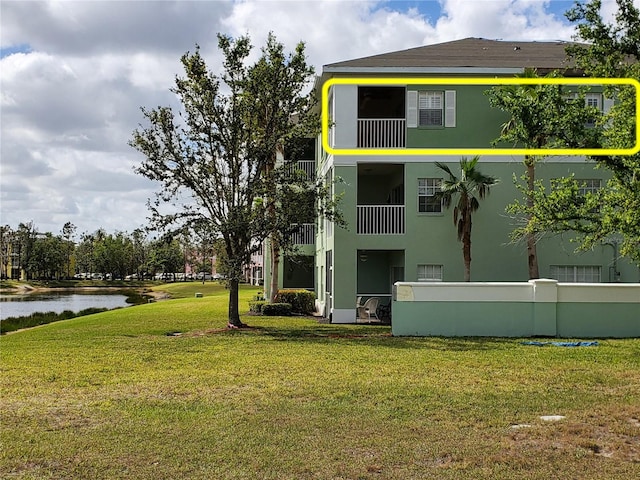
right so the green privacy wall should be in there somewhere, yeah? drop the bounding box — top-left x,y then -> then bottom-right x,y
391,281 -> 640,338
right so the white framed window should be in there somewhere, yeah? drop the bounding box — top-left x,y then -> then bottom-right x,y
408,90 -> 455,128
585,93 -> 602,126
550,265 -> 601,283
576,178 -> 601,213
585,93 -> 602,110
565,91 -> 603,126
418,91 -> 443,126
577,178 -> 601,195
417,264 -> 443,282
418,178 -> 442,213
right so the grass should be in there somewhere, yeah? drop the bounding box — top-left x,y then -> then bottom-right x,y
1,283 -> 639,479
150,279 -> 238,299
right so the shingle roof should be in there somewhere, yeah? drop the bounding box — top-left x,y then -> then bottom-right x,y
324,37 -> 577,71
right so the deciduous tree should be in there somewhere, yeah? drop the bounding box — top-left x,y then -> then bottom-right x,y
497,0 -> 640,266
533,0 -> 640,264
131,34 -> 338,326
486,69 -> 600,278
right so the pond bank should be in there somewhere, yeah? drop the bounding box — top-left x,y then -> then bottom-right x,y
0,286 -> 172,334
1,282 -> 171,299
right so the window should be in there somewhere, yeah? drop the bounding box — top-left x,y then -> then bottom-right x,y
418,91 -> 443,126
550,265 -> 601,283
418,264 -> 443,282
585,93 -> 602,126
577,178 -> 601,195
585,93 -> 602,109
577,178 -> 601,213
407,90 -> 455,128
565,91 -> 602,126
418,178 -> 442,213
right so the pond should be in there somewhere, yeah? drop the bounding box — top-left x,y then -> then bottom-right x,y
0,291 -> 133,320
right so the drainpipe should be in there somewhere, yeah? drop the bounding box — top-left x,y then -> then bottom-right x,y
604,240 -> 621,282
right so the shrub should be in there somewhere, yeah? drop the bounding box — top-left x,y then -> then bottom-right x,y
261,303 -> 292,316
274,289 -> 316,314
248,300 -> 267,314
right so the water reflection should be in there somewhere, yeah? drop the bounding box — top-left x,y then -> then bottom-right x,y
0,292 -> 131,320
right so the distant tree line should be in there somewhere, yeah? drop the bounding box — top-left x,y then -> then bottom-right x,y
0,222 -> 217,281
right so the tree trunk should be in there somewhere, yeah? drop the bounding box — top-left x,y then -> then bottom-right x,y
525,157 -> 540,279
265,146 -> 282,304
227,278 -> 243,327
463,210 -> 472,282
269,239 -> 280,303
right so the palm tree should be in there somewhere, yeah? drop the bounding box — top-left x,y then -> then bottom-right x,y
435,156 -> 499,282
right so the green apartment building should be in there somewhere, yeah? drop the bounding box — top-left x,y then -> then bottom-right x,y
266,38 -> 639,324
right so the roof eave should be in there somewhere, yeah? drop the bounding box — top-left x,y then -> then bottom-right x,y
322,66 -> 526,75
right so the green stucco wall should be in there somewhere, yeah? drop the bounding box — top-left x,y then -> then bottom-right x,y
321,158 -> 639,321
556,303 -> 640,338
391,282 -> 640,338
392,299 -> 640,338
406,84 -> 509,149
405,84 -> 604,150
391,301 -> 535,337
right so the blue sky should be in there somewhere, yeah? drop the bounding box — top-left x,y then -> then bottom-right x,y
386,0 -> 577,19
0,44 -> 32,58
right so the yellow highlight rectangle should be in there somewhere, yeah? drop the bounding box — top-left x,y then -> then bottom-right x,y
321,77 -> 640,156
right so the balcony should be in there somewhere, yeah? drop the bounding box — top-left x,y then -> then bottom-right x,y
357,119 -> 406,148
290,223 -> 315,244
285,160 -> 316,181
357,86 -> 406,149
296,160 -> 316,180
357,205 -> 405,235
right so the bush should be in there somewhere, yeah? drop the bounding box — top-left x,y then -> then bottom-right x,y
274,289 -> 316,314
261,303 -> 292,316
248,300 -> 267,314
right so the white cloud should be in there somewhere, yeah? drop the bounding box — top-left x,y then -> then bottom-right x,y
220,0 -> 438,67
433,0 -> 574,42
1,0 -> 233,56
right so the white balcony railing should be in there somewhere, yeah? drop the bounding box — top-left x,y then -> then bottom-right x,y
357,119 -> 406,148
285,160 -> 316,180
296,160 -> 316,180
357,205 -> 405,235
290,223 -> 315,244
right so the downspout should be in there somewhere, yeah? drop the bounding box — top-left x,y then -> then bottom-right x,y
604,240 -> 620,282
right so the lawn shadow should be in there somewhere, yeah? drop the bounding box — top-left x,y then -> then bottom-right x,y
188,319 -> 521,351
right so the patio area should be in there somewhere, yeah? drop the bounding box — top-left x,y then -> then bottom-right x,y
356,249 -> 404,324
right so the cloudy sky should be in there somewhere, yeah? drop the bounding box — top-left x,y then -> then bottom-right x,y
0,0 -> 629,237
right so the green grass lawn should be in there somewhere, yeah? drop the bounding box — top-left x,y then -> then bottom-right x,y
1,283 -> 639,479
